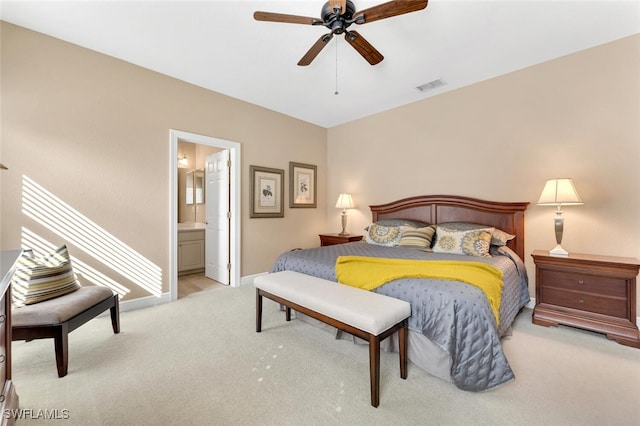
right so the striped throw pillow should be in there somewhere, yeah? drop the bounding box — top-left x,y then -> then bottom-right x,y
398,226 -> 436,251
12,245 -> 81,307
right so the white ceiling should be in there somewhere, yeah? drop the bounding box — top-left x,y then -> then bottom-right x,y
1,1 -> 639,128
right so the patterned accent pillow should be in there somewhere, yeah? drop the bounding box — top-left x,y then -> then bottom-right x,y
433,226 -> 494,257
365,224 -> 402,247
398,225 -> 436,251
437,222 -> 515,246
12,245 -> 82,307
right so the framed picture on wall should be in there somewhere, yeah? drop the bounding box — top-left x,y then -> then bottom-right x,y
250,165 -> 284,218
289,162 -> 317,208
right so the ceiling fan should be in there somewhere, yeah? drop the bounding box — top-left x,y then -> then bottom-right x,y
254,0 -> 428,66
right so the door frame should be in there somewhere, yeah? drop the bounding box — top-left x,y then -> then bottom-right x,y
169,130 -> 241,301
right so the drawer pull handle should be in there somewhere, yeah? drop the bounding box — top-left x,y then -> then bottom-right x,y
577,280 -> 584,285
578,298 -> 584,304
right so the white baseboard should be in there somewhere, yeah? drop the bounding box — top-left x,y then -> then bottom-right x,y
525,298 -> 535,310
119,292 -> 172,312
241,272 -> 267,286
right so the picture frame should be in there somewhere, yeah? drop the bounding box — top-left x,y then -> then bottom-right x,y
250,165 -> 284,218
289,162 -> 317,208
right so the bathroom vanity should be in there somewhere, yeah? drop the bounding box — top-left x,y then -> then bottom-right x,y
178,223 -> 205,275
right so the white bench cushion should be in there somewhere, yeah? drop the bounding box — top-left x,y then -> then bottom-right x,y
254,270 -> 411,336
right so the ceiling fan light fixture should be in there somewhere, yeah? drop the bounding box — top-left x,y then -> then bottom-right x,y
417,78 -> 445,92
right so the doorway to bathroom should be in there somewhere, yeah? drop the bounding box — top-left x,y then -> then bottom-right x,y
169,130 -> 241,301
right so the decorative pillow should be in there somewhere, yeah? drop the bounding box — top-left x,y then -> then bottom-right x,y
364,224 -> 402,247
432,226 -> 494,257
398,225 -> 436,251
12,245 -> 81,307
437,222 -> 515,246
490,228 -> 516,246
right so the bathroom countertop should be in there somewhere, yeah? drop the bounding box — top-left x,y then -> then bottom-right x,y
178,222 -> 206,232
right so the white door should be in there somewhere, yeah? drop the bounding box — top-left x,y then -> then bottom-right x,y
205,150 -> 230,284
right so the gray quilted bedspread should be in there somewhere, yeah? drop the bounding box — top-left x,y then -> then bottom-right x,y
270,242 -> 530,392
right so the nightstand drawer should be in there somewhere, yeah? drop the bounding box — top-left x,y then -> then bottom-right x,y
542,287 -> 628,318
540,269 -> 627,297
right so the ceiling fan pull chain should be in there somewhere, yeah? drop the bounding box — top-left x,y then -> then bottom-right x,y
335,38 -> 339,95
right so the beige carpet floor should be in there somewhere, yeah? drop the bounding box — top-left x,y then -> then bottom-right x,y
10,283 -> 640,425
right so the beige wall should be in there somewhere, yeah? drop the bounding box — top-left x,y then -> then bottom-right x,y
0,22 -> 327,300
327,34 -> 640,311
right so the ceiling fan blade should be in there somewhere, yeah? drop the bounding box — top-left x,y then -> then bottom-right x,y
253,11 -> 321,26
344,31 -> 384,65
354,0 -> 428,24
298,33 -> 334,66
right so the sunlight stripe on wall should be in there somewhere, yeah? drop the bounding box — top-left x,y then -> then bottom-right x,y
20,227 -> 130,297
21,175 -> 162,296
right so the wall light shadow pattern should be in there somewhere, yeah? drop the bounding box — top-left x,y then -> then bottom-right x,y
21,175 -> 162,296
21,227 -> 130,297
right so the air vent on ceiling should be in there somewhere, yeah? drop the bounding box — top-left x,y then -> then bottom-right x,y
416,78 -> 445,92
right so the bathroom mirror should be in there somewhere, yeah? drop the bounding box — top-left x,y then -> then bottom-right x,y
186,169 -> 205,205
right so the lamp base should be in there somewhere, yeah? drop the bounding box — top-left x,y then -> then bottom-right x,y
339,211 -> 348,236
338,231 -> 350,236
549,244 -> 569,257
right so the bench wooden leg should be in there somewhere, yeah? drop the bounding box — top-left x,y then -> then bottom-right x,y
368,334 -> 381,408
254,285 -> 409,408
53,324 -> 69,378
399,319 -> 408,380
256,289 -> 263,333
110,295 -> 120,334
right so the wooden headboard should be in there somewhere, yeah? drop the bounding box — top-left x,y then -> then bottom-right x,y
370,195 -> 530,260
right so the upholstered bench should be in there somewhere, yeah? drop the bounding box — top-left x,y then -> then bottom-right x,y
12,286 -> 120,377
254,270 -> 411,407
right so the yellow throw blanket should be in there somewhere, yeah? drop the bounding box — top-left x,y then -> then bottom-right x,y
335,256 -> 504,325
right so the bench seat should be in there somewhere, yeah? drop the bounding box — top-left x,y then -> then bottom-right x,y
254,270 -> 411,407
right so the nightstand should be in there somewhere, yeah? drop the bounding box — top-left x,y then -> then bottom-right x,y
319,233 -> 363,247
531,250 -> 640,348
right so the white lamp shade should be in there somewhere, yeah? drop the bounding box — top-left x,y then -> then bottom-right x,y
335,193 -> 354,209
537,178 -> 583,206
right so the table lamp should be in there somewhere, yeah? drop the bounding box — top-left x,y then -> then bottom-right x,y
537,178 -> 583,256
335,193 -> 354,236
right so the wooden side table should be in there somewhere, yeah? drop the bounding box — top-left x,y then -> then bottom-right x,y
319,233 -> 363,247
531,250 -> 640,348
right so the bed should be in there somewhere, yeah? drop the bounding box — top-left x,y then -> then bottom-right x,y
269,195 -> 530,391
